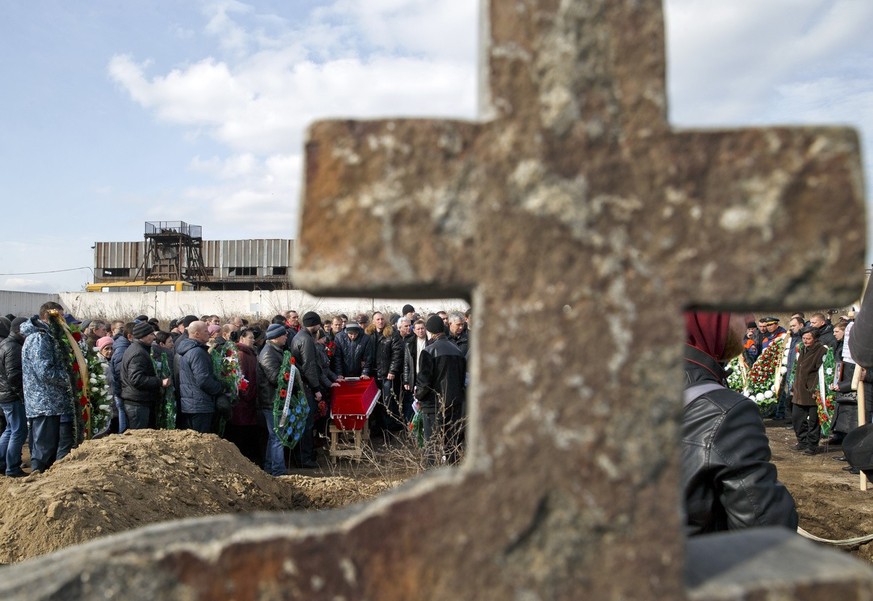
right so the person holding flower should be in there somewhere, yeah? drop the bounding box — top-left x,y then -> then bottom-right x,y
257,323 -> 290,476
226,327 -> 262,466
20,302 -> 75,473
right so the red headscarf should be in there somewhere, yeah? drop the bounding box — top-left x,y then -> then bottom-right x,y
684,311 -> 732,360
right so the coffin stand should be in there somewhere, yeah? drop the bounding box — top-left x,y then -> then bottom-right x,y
329,378 -> 379,463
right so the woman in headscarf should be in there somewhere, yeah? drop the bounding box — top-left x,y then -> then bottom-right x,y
682,311 -> 798,536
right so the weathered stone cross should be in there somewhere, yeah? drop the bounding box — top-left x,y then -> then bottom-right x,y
1,2 -> 869,600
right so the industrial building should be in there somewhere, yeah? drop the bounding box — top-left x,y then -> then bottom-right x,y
91,221 -> 294,291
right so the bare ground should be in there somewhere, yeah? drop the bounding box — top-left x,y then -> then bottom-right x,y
0,423 -> 869,566
765,418 -> 873,563
0,429 -> 412,564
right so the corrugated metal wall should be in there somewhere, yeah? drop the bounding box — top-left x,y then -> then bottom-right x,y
94,242 -> 144,269
0,290 -> 60,317
93,239 -> 294,282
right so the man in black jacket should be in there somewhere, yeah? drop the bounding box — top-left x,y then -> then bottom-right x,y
289,311 -> 324,468
333,322 -> 372,378
0,317 -> 27,476
416,315 -> 467,465
809,312 -> 838,350
120,322 -> 169,429
368,312 -> 404,433
257,323 -> 289,476
683,311 -> 797,535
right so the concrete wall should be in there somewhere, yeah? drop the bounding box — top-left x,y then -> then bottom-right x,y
0,291 -> 61,317
58,290 -> 468,323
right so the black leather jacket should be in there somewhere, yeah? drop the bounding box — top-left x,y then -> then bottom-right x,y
682,346 -> 798,536
257,341 -> 285,410
0,333 -> 24,403
372,327 -> 403,379
290,329 -> 322,396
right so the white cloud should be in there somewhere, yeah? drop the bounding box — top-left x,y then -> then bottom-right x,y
201,0 -> 254,56
105,0 -> 872,258
1,278 -> 46,292
106,0 -> 478,243
314,0 -> 478,62
168,152 -> 302,237
665,0 -> 873,126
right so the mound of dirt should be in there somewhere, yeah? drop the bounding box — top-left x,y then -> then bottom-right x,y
0,430 -> 397,564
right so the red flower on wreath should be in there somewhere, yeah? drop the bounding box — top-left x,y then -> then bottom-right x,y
283,372 -> 290,382
280,388 -> 287,398
290,357 -> 296,365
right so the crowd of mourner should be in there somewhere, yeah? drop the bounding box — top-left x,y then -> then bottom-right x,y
5,293 -> 873,538
0,302 -> 469,477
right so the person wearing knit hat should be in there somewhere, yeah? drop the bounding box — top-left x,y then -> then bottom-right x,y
416,311 -> 467,465
302,311 -> 321,328
257,321 -> 290,476
401,304 -> 415,319
10,317 -> 27,338
333,322 -> 371,380
425,314 -> 446,336
288,310 -> 325,469
96,336 -> 114,352
0,316 -> 10,341
132,321 -> 155,340
0,315 -> 28,476
120,320 -> 168,430
741,321 -> 761,368
265,323 -> 287,341
182,315 -> 199,328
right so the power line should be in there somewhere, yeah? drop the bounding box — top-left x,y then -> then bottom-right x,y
0,267 -> 92,276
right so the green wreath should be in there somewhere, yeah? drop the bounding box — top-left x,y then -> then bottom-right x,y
273,351 -> 309,449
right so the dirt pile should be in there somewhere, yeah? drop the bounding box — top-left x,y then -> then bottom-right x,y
0,430 -> 397,564
766,421 -> 873,563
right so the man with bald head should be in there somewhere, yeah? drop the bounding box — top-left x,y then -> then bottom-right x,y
176,321 -> 226,433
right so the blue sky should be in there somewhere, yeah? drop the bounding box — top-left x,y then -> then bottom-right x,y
1,0 -> 871,292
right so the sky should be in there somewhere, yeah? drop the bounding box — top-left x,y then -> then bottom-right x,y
1,0 -> 871,293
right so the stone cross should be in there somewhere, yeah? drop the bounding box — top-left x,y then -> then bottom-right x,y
2,2 -> 871,600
